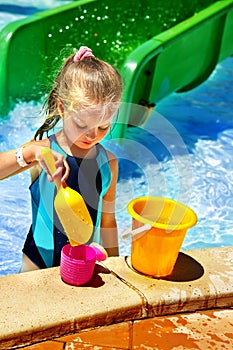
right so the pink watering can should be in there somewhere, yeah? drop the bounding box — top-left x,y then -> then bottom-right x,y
60,243 -> 108,286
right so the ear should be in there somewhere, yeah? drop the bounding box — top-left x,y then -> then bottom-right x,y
57,99 -> 65,118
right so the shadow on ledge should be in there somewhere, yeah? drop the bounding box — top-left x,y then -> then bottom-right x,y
85,264 -> 111,288
126,252 -> 204,282
163,252 -> 204,282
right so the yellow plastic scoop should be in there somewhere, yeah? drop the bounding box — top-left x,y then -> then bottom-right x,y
41,147 -> 93,246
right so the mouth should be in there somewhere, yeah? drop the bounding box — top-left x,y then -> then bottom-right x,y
81,140 -> 93,146
83,140 -> 92,144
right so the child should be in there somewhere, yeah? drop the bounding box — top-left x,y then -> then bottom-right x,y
0,46 -> 123,272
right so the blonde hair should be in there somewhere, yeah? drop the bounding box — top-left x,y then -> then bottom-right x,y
34,52 -> 123,140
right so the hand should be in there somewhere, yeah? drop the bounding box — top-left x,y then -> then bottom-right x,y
40,150 -> 70,187
27,141 -> 70,187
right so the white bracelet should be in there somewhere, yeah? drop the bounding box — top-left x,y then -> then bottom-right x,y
16,147 -> 28,167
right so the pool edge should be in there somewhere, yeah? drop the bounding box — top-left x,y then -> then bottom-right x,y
0,246 -> 233,349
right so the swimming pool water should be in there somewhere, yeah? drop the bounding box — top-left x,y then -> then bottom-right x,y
0,0 -> 72,30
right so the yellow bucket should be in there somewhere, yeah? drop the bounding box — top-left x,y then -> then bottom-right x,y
127,196 -> 197,277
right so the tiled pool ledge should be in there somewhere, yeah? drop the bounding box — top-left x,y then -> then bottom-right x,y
0,246 -> 233,349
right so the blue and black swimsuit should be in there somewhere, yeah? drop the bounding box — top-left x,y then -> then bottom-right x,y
23,135 -> 111,268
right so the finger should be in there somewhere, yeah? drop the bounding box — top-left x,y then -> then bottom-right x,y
39,158 -> 52,176
47,174 -> 53,183
61,158 -> 70,186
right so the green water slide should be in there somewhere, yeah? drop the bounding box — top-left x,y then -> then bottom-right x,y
0,0 -> 232,138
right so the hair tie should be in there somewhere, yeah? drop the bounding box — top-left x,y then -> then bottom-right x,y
73,46 -> 95,62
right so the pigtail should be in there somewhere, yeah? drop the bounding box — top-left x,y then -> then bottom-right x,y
34,86 -> 60,140
34,114 -> 60,140
34,55 -> 74,140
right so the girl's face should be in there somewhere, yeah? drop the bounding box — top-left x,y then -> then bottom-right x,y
62,104 -> 117,149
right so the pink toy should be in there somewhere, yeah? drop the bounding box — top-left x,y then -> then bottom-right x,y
90,242 -> 108,261
60,243 -> 107,286
73,46 -> 95,62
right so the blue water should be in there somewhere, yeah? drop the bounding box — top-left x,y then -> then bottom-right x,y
0,0 -> 72,30
0,3 -> 233,276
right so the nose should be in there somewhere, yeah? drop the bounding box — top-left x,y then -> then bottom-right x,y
85,127 -> 98,141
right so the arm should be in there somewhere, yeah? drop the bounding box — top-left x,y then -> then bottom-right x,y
100,151 -> 119,257
0,139 -> 69,185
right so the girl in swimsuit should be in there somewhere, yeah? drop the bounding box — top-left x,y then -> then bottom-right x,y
0,46 -> 123,272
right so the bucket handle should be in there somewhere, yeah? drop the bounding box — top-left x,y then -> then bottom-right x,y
122,223 -> 151,240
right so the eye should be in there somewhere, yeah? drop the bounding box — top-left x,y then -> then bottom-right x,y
76,123 -> 88,129
75,119 -> 87,129
98,124 -> 110,131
